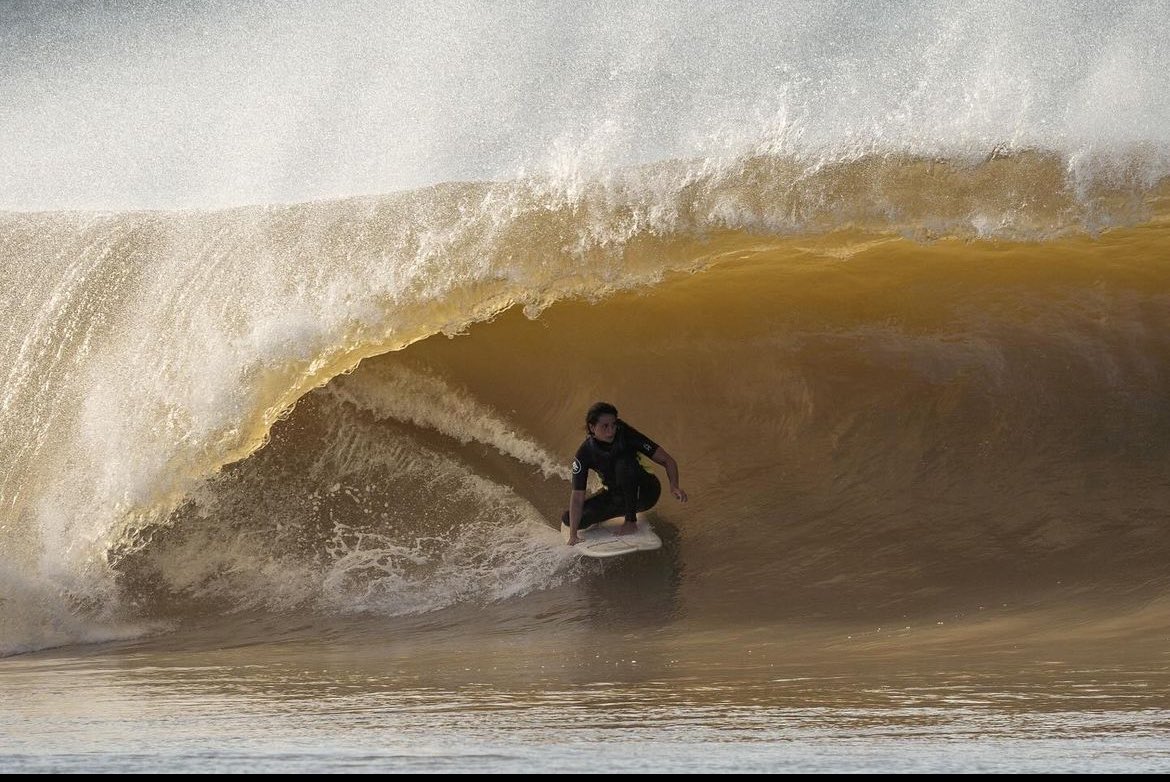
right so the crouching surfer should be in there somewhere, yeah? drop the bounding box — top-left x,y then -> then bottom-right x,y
562,401 -> 688,546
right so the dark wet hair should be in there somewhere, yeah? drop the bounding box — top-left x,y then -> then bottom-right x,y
585,401 -> 618,433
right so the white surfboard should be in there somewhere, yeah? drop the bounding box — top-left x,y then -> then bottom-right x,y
562,513 -> 662,559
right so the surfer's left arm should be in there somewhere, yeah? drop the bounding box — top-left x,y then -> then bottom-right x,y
650,447 -> 687,502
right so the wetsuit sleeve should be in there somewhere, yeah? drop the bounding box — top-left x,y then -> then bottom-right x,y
624,424 -> 660,458
571,442 -> 590,491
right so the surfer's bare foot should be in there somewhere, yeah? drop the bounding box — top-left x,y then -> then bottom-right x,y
616,521 -> 637,536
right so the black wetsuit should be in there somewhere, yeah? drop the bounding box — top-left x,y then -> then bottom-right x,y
561,420 -> 662,529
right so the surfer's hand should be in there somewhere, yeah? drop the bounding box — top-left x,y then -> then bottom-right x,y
671,486 -> 688,502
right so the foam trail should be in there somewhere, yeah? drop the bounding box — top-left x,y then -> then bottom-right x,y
329,364 -> 569,480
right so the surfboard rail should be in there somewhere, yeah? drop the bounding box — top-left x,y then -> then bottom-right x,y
562,513 -> 662,558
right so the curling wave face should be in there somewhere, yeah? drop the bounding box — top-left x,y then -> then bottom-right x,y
3,146 -> 1170,656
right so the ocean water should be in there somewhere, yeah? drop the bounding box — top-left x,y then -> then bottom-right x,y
6,616 -> 1170,773
3,1 -> 1170,773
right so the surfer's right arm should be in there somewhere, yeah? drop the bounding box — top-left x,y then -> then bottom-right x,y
567,489 -> 586,545
567,449 -> 590,545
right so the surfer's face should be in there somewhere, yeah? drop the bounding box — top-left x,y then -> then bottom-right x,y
590,414 -> 617,443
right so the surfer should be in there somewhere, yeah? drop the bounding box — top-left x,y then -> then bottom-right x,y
563,401 -> 687,546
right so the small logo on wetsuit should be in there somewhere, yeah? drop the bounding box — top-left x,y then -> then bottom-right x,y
571,458 -> 581,474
